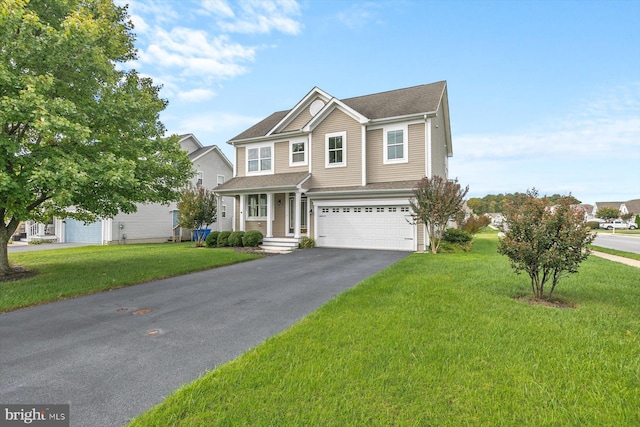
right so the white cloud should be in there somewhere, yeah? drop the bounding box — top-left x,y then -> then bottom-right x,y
175,112 -> 264,136
337,2 -> 385,31
450,83 -> 640,203
210,0 -> 303,35
200,0 -> 235,18
177,88 -> 217,102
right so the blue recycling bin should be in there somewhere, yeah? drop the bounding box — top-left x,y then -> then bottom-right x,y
192,228 -> 211,241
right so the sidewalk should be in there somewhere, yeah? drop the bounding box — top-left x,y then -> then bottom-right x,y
7,242 -> 94,253
591,251 -> 640,268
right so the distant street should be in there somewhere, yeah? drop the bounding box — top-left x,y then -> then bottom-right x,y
593,233 -> 640,254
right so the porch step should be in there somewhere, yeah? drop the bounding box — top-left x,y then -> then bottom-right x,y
260,237 -> 300,252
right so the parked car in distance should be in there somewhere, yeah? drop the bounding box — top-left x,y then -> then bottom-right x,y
599,219 -> 638,230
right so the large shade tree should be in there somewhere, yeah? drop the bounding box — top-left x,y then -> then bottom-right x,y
0,0 -> 192,275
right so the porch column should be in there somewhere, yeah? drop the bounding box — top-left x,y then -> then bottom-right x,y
239,195 -> 246,232
294,191 -> 301,239
266,193 -> 273,238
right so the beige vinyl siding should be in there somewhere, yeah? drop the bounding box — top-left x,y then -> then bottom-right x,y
283,108 -> 313,132
310,108 -> 362,189
272,192 -> 287,237
417,222 -> 425,252
236,146 -> 246,177
245,220 -> 266,235
274,141 -> 307,173
366,123 -> 425,183
430,105 -> 448,178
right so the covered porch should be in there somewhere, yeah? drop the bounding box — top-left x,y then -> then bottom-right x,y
215,172 -> 312,250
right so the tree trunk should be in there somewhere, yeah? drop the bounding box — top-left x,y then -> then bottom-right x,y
0,233 -> 12,276
0,217 -> 20,276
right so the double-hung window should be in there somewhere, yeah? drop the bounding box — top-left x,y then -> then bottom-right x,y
247,194 -> 267,218
247,145 -> 272,173
326,131 -> 346,168
383,125 -> 408,164
290,140 -> 306,166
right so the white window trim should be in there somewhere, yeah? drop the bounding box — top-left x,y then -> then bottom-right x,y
195,170 -> 204,187
383,124 -> 408,165
246,143 -> 274,176
217,174 -> 225,185
246,194 -> 268,219
221,205 -> 227,218
325,131 -> 347,168
289,137 -> 308,167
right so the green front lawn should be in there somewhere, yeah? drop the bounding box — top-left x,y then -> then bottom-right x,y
129,234 -> 639,426
1,243 -> 259,312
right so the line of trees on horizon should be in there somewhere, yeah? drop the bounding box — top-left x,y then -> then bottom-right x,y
467,193 -> 581,215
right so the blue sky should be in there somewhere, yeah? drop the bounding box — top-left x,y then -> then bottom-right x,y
118,0 -> 640,204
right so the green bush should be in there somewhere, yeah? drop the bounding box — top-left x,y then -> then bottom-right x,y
205,231 -> 219,248
442,228 -> 473,244
242,230 -> 263,247
438,241 -> 469,253
299,237 -> 315,249
585,221 -> 601,230
217,231 -> 232,247
228,231 -> 245,247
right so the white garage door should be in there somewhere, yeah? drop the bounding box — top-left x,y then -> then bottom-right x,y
64,219 -> 102,243
316,205 -> 414,251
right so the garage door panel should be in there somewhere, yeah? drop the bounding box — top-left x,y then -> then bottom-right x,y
316,205 -> 414,251
64,219 -> 102,243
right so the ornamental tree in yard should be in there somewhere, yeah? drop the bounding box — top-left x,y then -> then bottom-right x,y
410,176 -> 469,254
0,0 -> 192,276
497,189 -> 595,300
596,207 -> 620,222
177,184 -> 217,247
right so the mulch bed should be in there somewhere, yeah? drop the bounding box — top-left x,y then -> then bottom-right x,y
0,266 -> 38,283
515,296 -> 576,309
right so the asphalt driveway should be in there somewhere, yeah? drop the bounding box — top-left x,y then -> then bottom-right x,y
0,248 -> 409,426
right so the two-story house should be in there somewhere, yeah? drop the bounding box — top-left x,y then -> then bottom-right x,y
24,134 -> 233,244
215,81 -> 452,251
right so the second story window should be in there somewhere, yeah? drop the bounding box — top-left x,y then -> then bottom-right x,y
247,146 -> 272,173
291,141 -> 306,165
326,131 -> 346,168
384,125 -> 408,164
217,174 -> 225,186
196,171 -> 203,187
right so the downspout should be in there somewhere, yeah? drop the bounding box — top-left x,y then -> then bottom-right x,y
361,124 -> 367,186
425,114 -> 432,178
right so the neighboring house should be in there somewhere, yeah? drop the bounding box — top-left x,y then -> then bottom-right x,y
215,81 -> 453,251
594,199 -> 640,223
485,213 -> 504,227
576,204 -> 595,222
24,134 -> 233,244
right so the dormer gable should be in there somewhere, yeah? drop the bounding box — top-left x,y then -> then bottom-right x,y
267,86 -> 333,135
302,97 -> 369,133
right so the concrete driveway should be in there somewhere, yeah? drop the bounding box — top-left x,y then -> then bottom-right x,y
0,248 -> 409,426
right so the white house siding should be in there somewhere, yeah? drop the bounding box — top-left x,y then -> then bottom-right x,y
310,108 -> 362,189
108,203 -> 175,244
366,124 -> 426,184
193,149 -> 234,232
180,137 -> 201,154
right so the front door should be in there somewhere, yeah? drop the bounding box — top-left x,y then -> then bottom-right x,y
288,193 -> 308,235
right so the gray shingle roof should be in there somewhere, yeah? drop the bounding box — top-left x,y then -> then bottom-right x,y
215,172 -> 311,193
307,180 -> 419,194
228,81 -> 447,142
